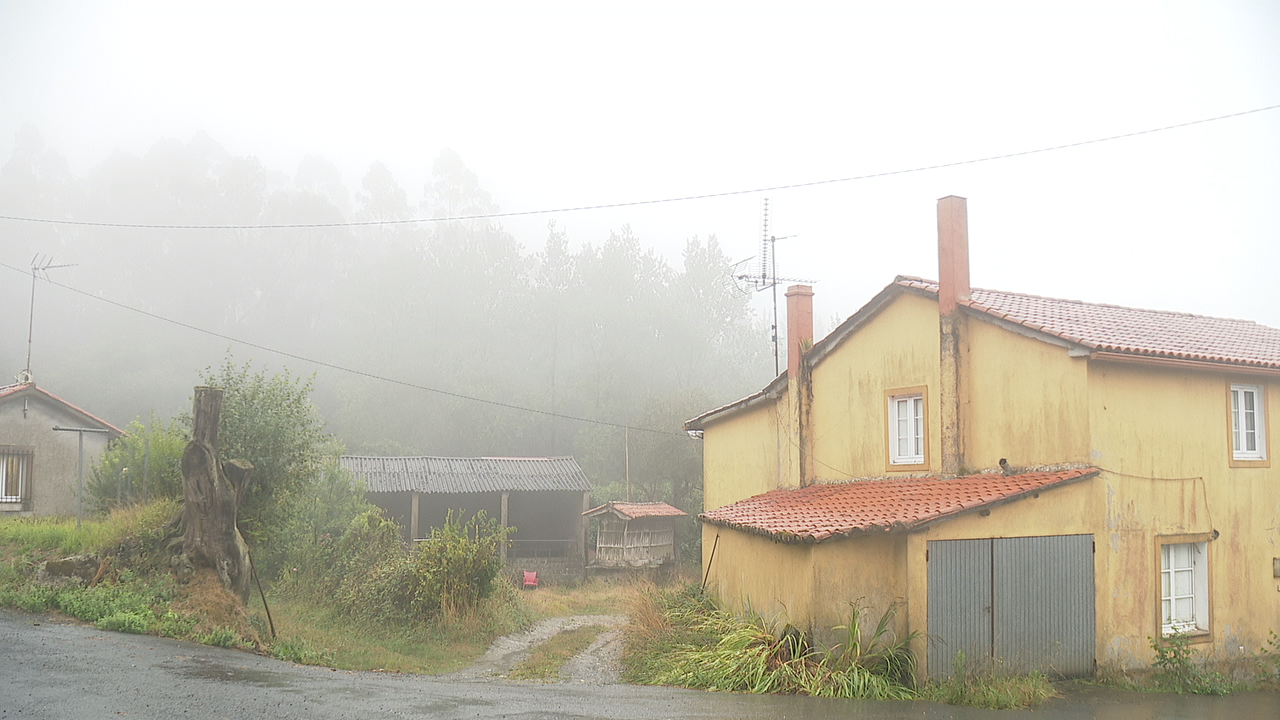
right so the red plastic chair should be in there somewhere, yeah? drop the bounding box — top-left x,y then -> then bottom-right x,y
522,571 -> 539,589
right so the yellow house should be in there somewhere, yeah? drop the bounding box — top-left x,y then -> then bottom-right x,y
685,196 -> 1280,679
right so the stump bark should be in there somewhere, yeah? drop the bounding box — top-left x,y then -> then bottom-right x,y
178,386 -> 252,603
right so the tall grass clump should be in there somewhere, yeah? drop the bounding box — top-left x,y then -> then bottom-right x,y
624,584 -> 916,699
919,651 -> 1059,709
0,498 -> 180,558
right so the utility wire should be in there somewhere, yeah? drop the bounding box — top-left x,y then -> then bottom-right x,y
1,103 -> 1276,231
0,261 -> 680,437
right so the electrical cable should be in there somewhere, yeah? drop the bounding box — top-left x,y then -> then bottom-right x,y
0,103 -> 1276,231
0,260 -> 681,437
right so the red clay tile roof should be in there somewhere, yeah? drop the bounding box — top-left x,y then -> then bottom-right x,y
897,277 -> 1280,370
584,501 -> 688,519
700,468 -> 1097,542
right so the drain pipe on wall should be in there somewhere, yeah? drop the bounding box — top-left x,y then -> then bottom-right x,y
701,533 -> 721,592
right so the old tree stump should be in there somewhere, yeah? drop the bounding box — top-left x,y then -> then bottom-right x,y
170,386 -> 253,603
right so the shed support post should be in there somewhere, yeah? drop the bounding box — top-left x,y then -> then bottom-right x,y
410,493 -> 420,542
580,491 -> 591,565
500,491 -> 509,562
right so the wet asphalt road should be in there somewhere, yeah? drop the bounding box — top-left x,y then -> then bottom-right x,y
2,608 -> 1278,720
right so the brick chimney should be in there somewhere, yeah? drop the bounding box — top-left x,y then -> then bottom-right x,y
785,285 -> 814,378
937,195 -> 969,476
937,195 -> 970,316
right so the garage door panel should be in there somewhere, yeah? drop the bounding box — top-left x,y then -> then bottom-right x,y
993,535 -> 1095,677
927,538 -> 992,679
928,534 -> 1095,680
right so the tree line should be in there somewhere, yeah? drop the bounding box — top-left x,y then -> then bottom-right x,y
1,127 -> 773,526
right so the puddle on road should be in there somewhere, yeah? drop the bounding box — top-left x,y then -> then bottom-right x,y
174,659 -> 295,689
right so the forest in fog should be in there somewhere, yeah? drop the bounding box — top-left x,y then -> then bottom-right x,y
0,126 -> 774,511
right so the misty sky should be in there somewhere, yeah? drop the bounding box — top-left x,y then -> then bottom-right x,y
2,1 -> 1278,341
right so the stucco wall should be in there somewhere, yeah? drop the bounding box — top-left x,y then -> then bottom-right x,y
703,523 -> 909,644
1087,362 -> 1279,668
701,396 -> 785,512
809,293 -> 941,479
964,317 -> 1091,470
0,394 -> 113,517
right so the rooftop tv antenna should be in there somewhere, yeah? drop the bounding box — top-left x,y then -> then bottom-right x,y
19,255 -> 75,384
730,199 -> 813,375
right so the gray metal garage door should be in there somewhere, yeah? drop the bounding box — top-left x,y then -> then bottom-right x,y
927,534 -> 1095,679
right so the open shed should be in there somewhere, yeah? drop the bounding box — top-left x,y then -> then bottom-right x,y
583,501 -> 687,568
341,455 -> 593,565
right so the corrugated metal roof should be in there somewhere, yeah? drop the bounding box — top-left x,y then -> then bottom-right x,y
700,468 -> 1098,543
341,455 -> 592,494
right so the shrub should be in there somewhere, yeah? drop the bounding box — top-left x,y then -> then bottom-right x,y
269,637 -> 331,665
56,585 -> 153,623
97,611 -> 152,634
197,627 -> 242,648
1150,632 -> 1234,695
411,510 -> 512,617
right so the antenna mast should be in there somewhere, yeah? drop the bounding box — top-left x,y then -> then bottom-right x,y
731,199 -> 812,375
21,255 -> 75,385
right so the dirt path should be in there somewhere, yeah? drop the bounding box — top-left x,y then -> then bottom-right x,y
441,614 -> 627,684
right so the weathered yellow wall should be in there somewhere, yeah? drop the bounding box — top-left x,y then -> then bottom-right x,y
703,523 -> 909,643
963,318 -> 1091,470
1087,362 -> 1279,668
701,394 -> 786,512
809,293 -> 941,479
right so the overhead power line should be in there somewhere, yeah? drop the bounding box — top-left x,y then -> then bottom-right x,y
0,261 -> 679,437
0,103 -> 1276,231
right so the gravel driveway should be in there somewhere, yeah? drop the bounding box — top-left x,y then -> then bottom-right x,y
441,614 -> 627,684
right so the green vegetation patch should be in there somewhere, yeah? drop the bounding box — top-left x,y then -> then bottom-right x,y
624,584 -> 916,700
918,653 -> 1059,710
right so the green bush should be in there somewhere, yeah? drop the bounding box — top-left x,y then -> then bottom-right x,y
197,627 -> 242,648
97,611 -> 152,634
1149,632 -> 1235,694
155,610 -> 197,639
56,585 -> 154,623
411,510 -> 512,617
269,636 -> 331,665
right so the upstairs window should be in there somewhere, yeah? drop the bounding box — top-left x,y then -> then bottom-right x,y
1,448 -> 31,502
1230,384 -> 1267,462
888,391 -> 926,466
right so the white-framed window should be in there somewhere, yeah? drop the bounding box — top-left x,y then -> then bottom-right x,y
889,392 -> 925,465
1230,384 -> 1266,461
1,448 -> 32,502
1160,541 -> 1209,636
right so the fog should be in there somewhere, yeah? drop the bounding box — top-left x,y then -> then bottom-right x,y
1,3 -> 1278,503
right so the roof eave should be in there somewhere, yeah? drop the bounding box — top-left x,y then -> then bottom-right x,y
683,374 -> 787,431
1089,351 -> 1280,377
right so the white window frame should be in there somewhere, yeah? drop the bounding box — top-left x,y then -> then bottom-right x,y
888,392 -> 925,466
1160,541 -> 1209,636
1230,384 -> 1266,461
0,449 -> 31,503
